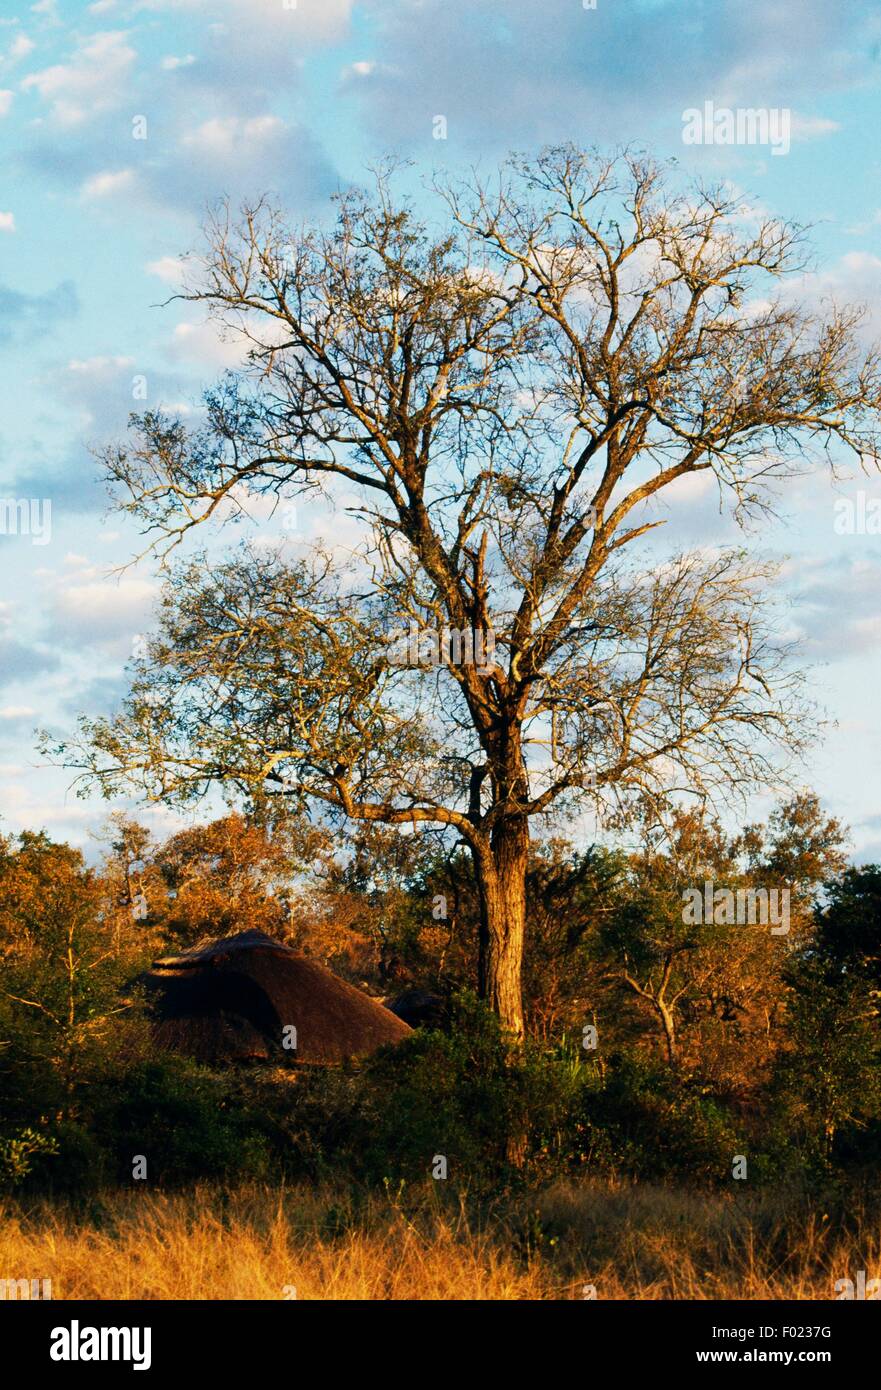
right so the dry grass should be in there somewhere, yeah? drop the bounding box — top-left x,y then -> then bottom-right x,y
536,1181 -> 881,1299
1,1181 -> 878,1300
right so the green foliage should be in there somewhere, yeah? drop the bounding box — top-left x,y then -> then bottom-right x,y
98,1058 -> 272,1186
769,867 -> 881,1170
0,830 -> 135,1113
774,958 -> 880,1162
24,1120 -> 111,1195
0,803 -> 876,1198
348,994 -> 582,1188
0,1126 -> 59,1190
814,864 -> 881,988
571,1054 -> 742,1185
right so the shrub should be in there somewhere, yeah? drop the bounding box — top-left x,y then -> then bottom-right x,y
0,1126 -> 59,1190
353,992 -> 582,1189
98,1057 -> 271,1187
571,1053 -> 742,1185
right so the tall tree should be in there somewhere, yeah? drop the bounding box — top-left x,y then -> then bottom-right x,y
58,147 -> 881,1035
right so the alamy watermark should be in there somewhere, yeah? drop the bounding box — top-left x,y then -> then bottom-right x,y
833,492 -> 881,535
682,101 -> 791,156
0,1276 -> 52,1300
50,1321 -> 152,1370
835,1270 -> 880,1300
0,497 -> 52,546
387,621 -> 496,675
682,881 -> 790,935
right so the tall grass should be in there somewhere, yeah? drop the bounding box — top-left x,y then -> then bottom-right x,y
1,1181 -> 877,1300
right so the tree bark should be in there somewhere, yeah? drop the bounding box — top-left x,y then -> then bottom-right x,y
657,998 -> 677,1065
475,813 -> 529,1039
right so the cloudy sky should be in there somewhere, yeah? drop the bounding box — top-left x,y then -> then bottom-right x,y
2,0 -> 881,858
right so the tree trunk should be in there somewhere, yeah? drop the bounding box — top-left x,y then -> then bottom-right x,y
657,998 -> 677,1065
475,814 -> 529,1039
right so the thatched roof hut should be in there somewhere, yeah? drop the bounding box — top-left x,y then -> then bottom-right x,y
385,987 -> 448,1030
141,929 -> 411,1065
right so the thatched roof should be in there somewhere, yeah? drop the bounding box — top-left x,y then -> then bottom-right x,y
385,988 -> 449,1030
141,929 -> 412,1065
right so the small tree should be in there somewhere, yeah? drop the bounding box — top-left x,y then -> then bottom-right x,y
0,832 -> 129,1117
777,958 -> 879,1158
780,862 -> 881,1156
595,795 -> 848,1074
522,840 -> 627,1041
814,864 -> 881,989
597,808 -> 737,1064
148,811 -> 322,948
57,147 -> 881,1035
98,813 -> 160,953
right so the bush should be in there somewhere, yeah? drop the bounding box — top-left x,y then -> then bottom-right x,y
571,1053 -> 742,1186
0,1126 -> 60,1190
24,1120 -> 110,1195
98,1057 -> 271,1187
351,992 -> 582,1189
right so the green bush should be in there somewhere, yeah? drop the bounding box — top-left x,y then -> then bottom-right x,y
98,1057 -> 271,1187
571,1053 -> 742,1185
352,992 -> 582,1189
0,1125 -> 60,1190
2,977 -> 873,1198
24,1120 -> 110,1195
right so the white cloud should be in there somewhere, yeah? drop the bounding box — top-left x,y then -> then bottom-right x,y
790,554 -> 881,662
8,34 -> 35,61
56,355 -> 138,427
21,30 -> 136,126
161,54 -> 195,70
168,319 -> 249,370
0,89 -> 13,116
790,112 -> 841,141
137,0 -> 353,43
0,211 -> 15,232
782,252 -> 881,340
339,59 -> 399,89
80,168 -> 135,200
341,60 -> 377,80
49,575 -> 159,651
0,705 -> 36,720
180,113 -> 284,158
235,0 -> 352,38
146,255 -> 189,285
66,355 -> 136,376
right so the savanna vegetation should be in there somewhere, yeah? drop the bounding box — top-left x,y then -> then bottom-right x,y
0,791 -> 879,1298
6,147 -> 881,1298
3,1182 -> 879,1301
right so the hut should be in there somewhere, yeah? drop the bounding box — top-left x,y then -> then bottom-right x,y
385,987 -> 448,1030
141,929 -> 411,1065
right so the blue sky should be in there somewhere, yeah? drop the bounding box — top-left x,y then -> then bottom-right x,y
2,0 -> 881,858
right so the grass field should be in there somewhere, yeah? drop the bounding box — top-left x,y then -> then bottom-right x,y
2,1181 -> 877,1300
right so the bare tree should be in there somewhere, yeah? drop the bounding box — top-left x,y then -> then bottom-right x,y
57,147 -> 881,1036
